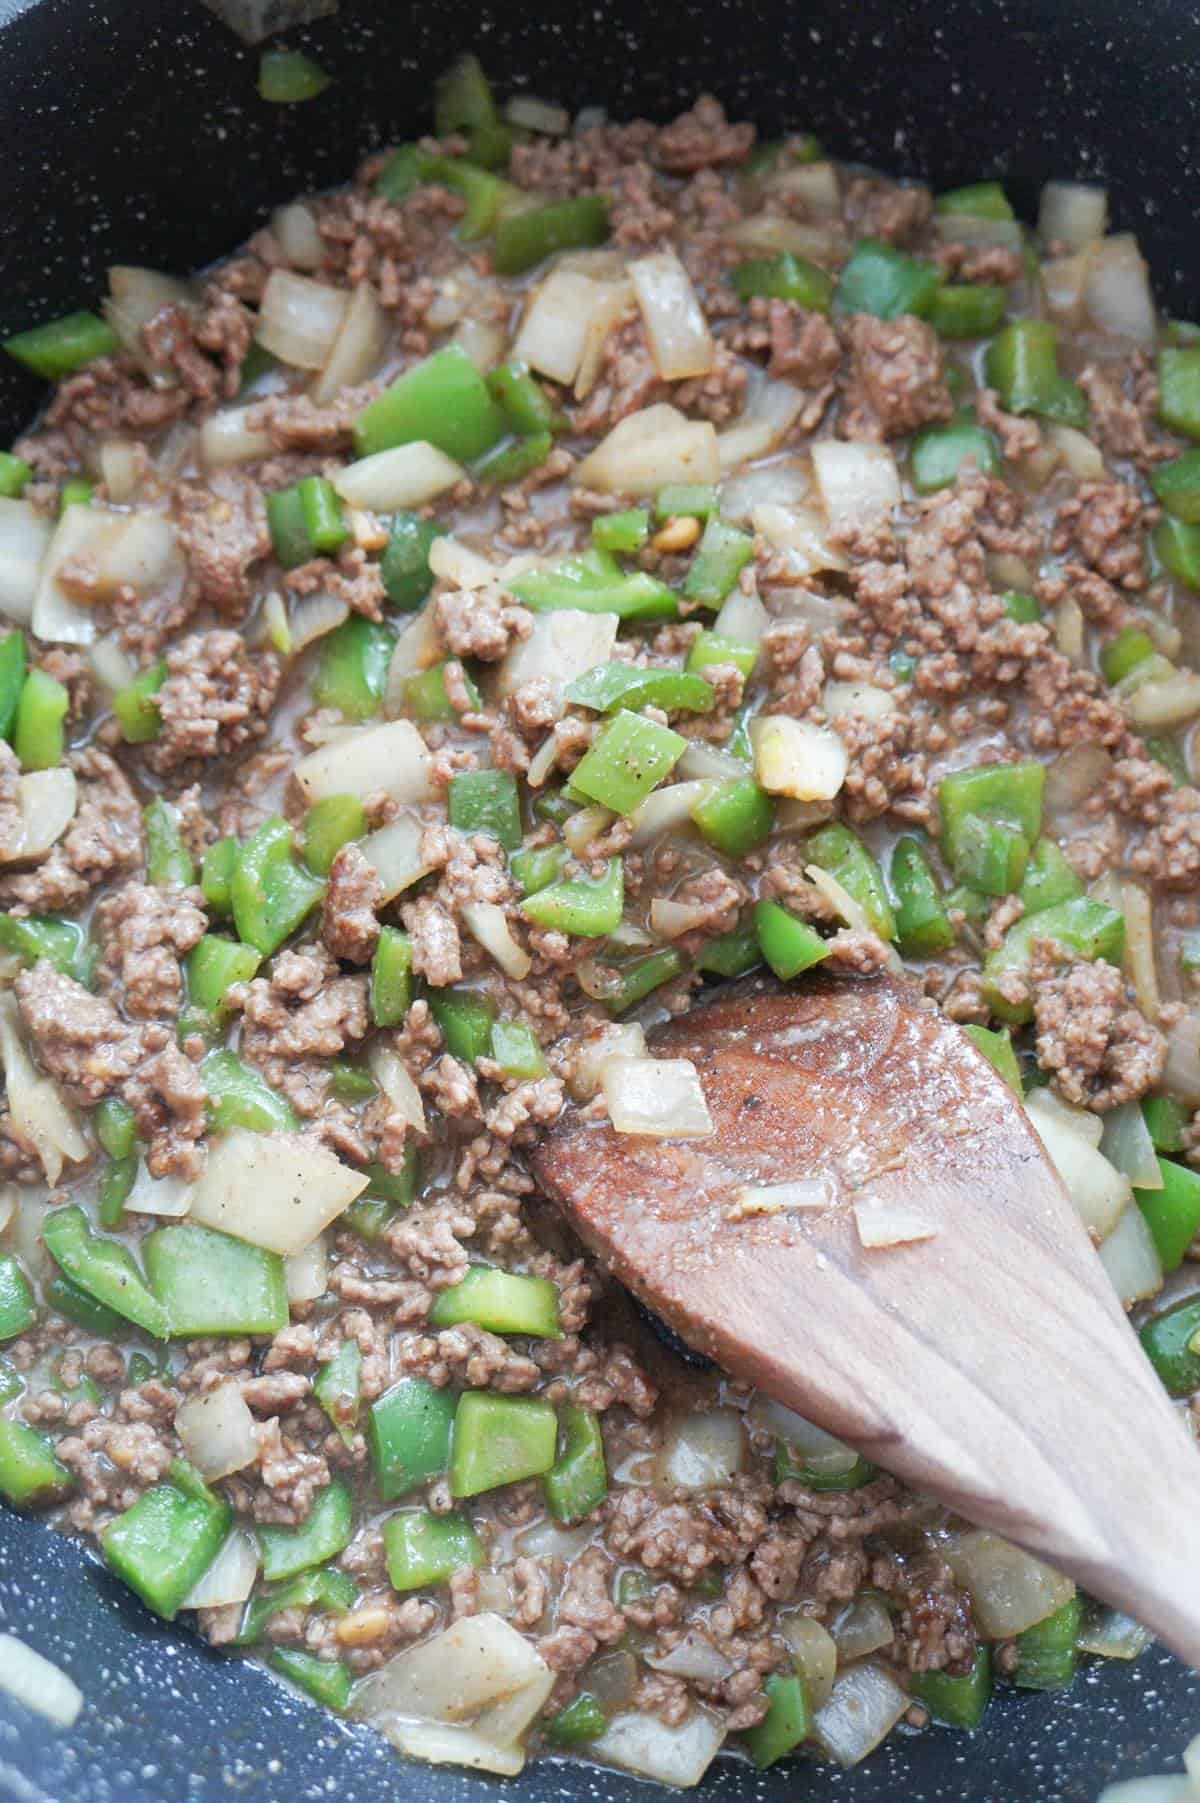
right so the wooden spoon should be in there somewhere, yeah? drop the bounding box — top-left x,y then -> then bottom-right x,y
533,969 -> 1200,1667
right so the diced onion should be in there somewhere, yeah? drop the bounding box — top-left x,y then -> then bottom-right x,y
1044,743 -> 1114,819
356,1613 -> 551,1732
946,1529 -> 1075,1636
333,442 -> 464,511
285,1234 -> 329,1304
573,403 -> 720,497
627,779 -> 715,848
645,1631 -> 734,1684
106,266 -> 193,385
0,498 -> 51,626
853,1197 -> 938,1249
823,681 -> 896,722
730,1177 -> 831,1217
1077,1605 -> 1153,1662
201,406 -> 274,467
1039,181 -> 1109,251
1025,1092 -> 1131,1240
294,719 -> 435,805
1098,1201 -> 1163,1306
1084,236 -> 1157,343
98,440 -> 141,503
0,995 -> 88,1185
0,1634 -> 83,1728
375,1721 -> 524,1779
1128,671 -> 1200,731
174,1383 -> 259,1480
188,1128 -> 368,1255
1165,1010 -> 1200,1107
1100,1099 -> 1163,1190
256,270 -> 349,370
1047,423 -> 1105,481
453,317 -> 506,372
1041,251 -> 1090,326
732,213 -> 845,263
657,1409 -> 743,1489
717,378 -> 806,470
260,591 -> 291,655
750,500 -> 849,578
289,590 -> 349,652
312,282 -> 387,405
462,901 -> 531,981
0,769 -> 79,866
31,505 -> 111,645
812,1663 -> 910,1768
514,269 -> 606,385
778,1615 -> 838,1710
602,1057 -> 714,1139
1023,1083 -> 1104,1147
677,741 -> 748,784
628,251 -> 715,381
713,585 -> 766,646
751,714 -> 848,800
272,201 -> 324,271
830,1595 -> 894,1661
567,1022 -> 647,1102
364,1047 -> 424,1141
649,897 -> 714,940
428,535 -> 495,590
720,458 -> 811,521
574,279 -> 636,400
123,1163 -> 193,1217
504,94 -> 570,135
497,609 -> 619,714
812,439 -> 901,532
33,506 -> 180,646
1054,594 -> 1085,664
181,1527 -> 259,1611
590,1708 -> 725,1788
562,803 -> 613,855
766,160 -> 841,213
358,815 -> 437,903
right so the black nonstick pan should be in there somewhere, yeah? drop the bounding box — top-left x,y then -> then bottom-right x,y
0,0 -> 1198,1795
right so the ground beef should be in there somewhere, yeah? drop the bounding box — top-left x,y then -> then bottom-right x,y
842,174 -> 933,246
145,629 -> 281,773
174,473 -> 271,616
93,883 -> 208,1019
1032,953 -> 1166,1110
1052,479 -> 1149,590
604,1479 -> 772,1584
15,963 -> 142,1105
434,585 -> 532,661
654,95 -> 755,173
321,844 -> 382,965
1130,787 -> 1200,887
0,749 -> 142,914
840,314 -> 953,440
236,947 -> 370,1104
397,1323 -> 541,1392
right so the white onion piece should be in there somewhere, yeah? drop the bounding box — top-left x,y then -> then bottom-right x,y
946,1530 -> 1075,1636
812,439 -> 901,532
732,213 -> 844,262
657,1409 -> 743,1489
452,316 -> 506,372
333,442 -> 463,511
823,681 -> 896,722
567,1022 -> 647,1102
375,1720 -> 524,1778
1100,1099 -> 1163,1190
289,589 -> 349,652
1025,1095 -> 1131,1240
730,1178 -> 830,1217
359,815 -> 436,903
497,609 -> 619,713
95,512 -> 177,594
188,1128 -> 367,1255
367,1043 -> 426,1133
260,591 -> 291,656
1085,235 -> 1157,344
853,1197 -> 937,1249
1097,1779 -> 1191,1803
0,995 -> 88,1184
767,160 -> 840,213
562,803 -> 613,855
627,779 -> 715,848
1044,743 -> 1115,818
294,719 -> 434,805
1041,251 -> 1090,326
1099,1201 -> 1163,1306
778,1615 -> 838,1709
629,251 -> 715,381
1164,1010 -> 1200,1107
752,714 -> 848,800
505,94 -> 569,134
106,265 -> 193,385
357,1614 -> 550,1728
602,1057 -> 713,1139
0,769 -> 79,866
1024,1083 -> 1104,1147
0,498 -> 51,626
428,534 -> 495,590
1047,423 -> 1105,480
713,584 -> 766,646
462,901 -> 531,981
812,1663 -> 909,1768
272,200 -> 324,270
717,378 -> 806,471
0,1634 -> 82,1728
123,1163 -> 193,1217
645,1632 -> 734,1684
753,1397 -> 854,1462
312,282 -> 387,405
574,279 -> 636,400
201,406 -> 274,468
830,1595 -> 894,1660
1077,1606 -> 1153,1662
514,269 -> 605,385
1039,181 -> 1108,251
384,603 -> 460,700
31,504 -> 111,645
257,270 -> 348,370
181,1528 -> 259,1611
573,404 -> 720,497
515,1516 -> 596,1563
1129,672 -> 1200,731
750,499 -> 850,578
676,741 -> 749,783
720,458 -> 811,520
0,1187 -> 14,1235
649,897 -> 713,940
591,1709 -> 725,1788
1055,594 -> 1085,664
285,1235 -> 329,1304
174,1383 -> 258,1480
98,440 -> 141,503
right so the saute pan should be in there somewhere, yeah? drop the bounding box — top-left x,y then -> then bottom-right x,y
0,0 -> 1197,1794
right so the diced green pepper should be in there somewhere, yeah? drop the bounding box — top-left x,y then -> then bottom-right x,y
96,1095 -> 137,1160
1143,1095 -> 1188,1155
0,454 -> 31,499
982,896 -> 1125,1024
266,485 -> 315,569
591,509 -> 650,554
374,143 -> 422,201
928,284 -> 1008,340
1135,1157 -> 1200,1273
383,1509 -> 483,1591
448,768 -> 523,849
571,711 -> 685,814
187,936 -> 260,1014
473,431 -> 553,487
370,926 -> 413,1027
427,986 -> 498,1066
545,1404 -> 607,1524
143,1223 -> 289,1337
13,667 -> 67,771
1154,515 -> 1200,589
754,899 -> 829,981
486,360 -> 565,437
298,475 -> 348,553
313,616 -> 394,721
429,1265 -> 562,1338
5,310 -> 118,380
60,478 -> 93,513
402,659 -> 482,721
890,836 -> 954,957
354,346 -> 507,462
231,815 -> 324,957
835,239 -> 941,320
654,485 -> 717,522
235,1564 -> 359,1645
963,1024 -> 1022,1095
1019,839 -> 1082,914
43,1205 -> 168,1339
690,777 -> 774,858
949,811 -> 1030,895
1158,347 -> 1200,440
686,631 -> 758,681
806,822 -> 897,940
380,514 -> 446,612
1141,1295 -> 1200,1396
910,1646 -> 993,1728
775,1443 -> 877,1490
910,416 -> 1002,493
43,1274 -> 128,1338
732,253 -> 833,311
201,837 -> 238,916
450,1391 -> 558,1497
697,923 -> 762,977
112,658 -> 167,744
302,794 -> 366,879
599,946 -> 684,1016
97,1155 -> 137,1230
144,797 -> 195,889
985,320 -> 1087,427
258,48 -> 332,103
0,1254 -> 35,1341
369,1378 -> 457,1500
546,1693 -> 608,1746
102,1463 -> 231,1619
564,663 -> 714,716
259,1479 -> 353,1582
742,1671 -> 812,1769
1012,1595 -> 1082,1690
936,181 -> 1014,220
314,1339 -> 362,1448
492,195 -> 611,275
1102,625 -> 1157,686
0,1419 -> 73,1507
1004,590 -> 1042,624
201,1047 -> 299,1134
0,913 -> 91,984
0,630 -> 25,744
269,1647 -> 352,1711
938,760 -> 1044,873
489,1018 -> 548,1078
510,842 -> 568,896
1151,448 -> 1200,522
521,858 -> 624,938
434,53 -> 496,137
683,517 -> 754,608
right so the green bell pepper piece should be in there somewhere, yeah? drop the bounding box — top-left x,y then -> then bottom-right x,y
187,936 -> 260,1013
112,658 -> 167,744
473,431 -> 553,487
44,1274 -> 128,1338
370,926 -> 413,1027
434,52 -> 496,136
259,1479 -> 353,1582
5,310 -> 118,380
235,1564 -> 358,1644
599,946 -> 684,1016
1004,589 -> 1042,623
507,547 -> 678,622
963,1024 -> 1022,1095
1102,625 -> 1157,686
1151,448 -> 1200,522
982,896 -> 1125,1024
314,1339 -> 362,1448
201,837 -> 238,916
266,485 -> 315,569
1143,1095 -> 1188,1155
380,514 -> 446,611
313,617 -> 395,720
985,320 -> 1087,426
742,1671 -> 812,1769
429,1265 -> 562,1338
939,760 -> 1044,869
0,1254 -> 35,1341
269,1647 -> 352,1711
1155,515 -> 1200,588
521,858 -> 624,938
936,181 -> 1014,220
697,923 -> 762,977
449,1391 -> 558,1497
0,913 -> 91,983
402,659 -> 483,721
546,1693 -> 608,1746
96,1095 -> 137,1160
0,629 -> 25,741
949,812 -> 1030,895
201,1047 -> 298,1134
102,1462 -> 231,1619
0,454 -> 31,499
654,485 -> 717,522
13,667 -> 68,771
144,797 -> 195,888
591,509 -> 650,554
889,836 -> 954,956
489,1018 -> 547,1078
806,822 -> 896,939
492,194 -> 611,275
43,1205 -> 168,1339
928,284 -> 1008,339
754,899 -> 829,981
297,475 -> 348,554
354,346 -> 507,462
1012,1595 -> 1082,1690
384,1509 -> 482,1591
1158,347 -> 1200,440
571,711 -> 685,814
143,1223 -> 289,1337
231,815 -> 324,957
427,987 -> 497,1065
1141,1294 -> 1200,1395
835,239 -> 941,319
910,417 -> 1002,492
564,664 -> 714,716
61,479 -> 94,514
731,252 -> 833,311
97,1155 -> 137,1230
910,1646 -> 992,1728
369,1378 -> 457,1500
1135,1157 -> 1200,1272
683,517 -> 754,607
510,842 -> 567,896
686,631 -> 758,681
258,48 -> 332,103
1019,839 -> 1083,914
775,1442 -> 877,1490
690,777 -> 775,858
0,1419 -> 73,1507
448,768 -> 523,849
544,1403 -> 607,1524
374,143 -> 422,201
303,794 -> 365,878
486,360 -> 566,437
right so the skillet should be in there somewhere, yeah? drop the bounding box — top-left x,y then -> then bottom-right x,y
0,0 -> 1198,1793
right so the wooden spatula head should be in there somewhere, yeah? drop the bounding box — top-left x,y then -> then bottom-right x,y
534,972 -> 1200,1668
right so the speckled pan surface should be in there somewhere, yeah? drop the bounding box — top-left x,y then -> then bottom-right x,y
0,0 -> 1198,1796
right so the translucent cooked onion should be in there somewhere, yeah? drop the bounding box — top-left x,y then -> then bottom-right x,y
584,1649 -> 638,1714
750,500 -> 849,577
312,281 -> 387,405
123,1164 -> 193,1217
181,1527 -> 259,1610
713,584 -> 766,646
515,1517 -> 596,1562
200,406 -> 274,468
573,403 -> 720,496
1054,594 -> 1085,664
294,719 -> 435,805
812,1663 -> 910,1768
174,1383 -> 259,1480
98,439 -> 141,503
1128,671 -> 1200,731
1099,1201 -> 1163,1306
946,1529 -> 1075,1636
602,1056 -> 714,1139
730,1177 -> 831,1217
562,803 -> 613,854
1085,234 -> 1157,343
1100,1099 -> 1163,1190
31,504 -> 111,645
567,1022 -> 647,1101
1025,1092 -> 1130,1240
0,768 -> 79,866
188,1127 -> 368,1255
853,1196 -> 938,1249
0,995 -> 88,1185
1077,1604 -> 1153,1662
257,270 -> 349,370
830,1595 -> 895,1660
462,901 -> 531,981
732,213 -> 845,263
1119,879 -> 1161,1022
649,897 -> 714,940
376,1721 -> 525,1779
629,250 -> 715,381
333,442 -> 464,511
285,1235 -> 329,1304
498,608 -> 619,714
812,439 -> 901,532
765,160 -> 840,213
823,680 -> 897,722
590,1708 -> 725,1787
720,457 -> 811,521
357,1613 -> 551,1732
676,741 -> 748,783
752,715 -> 848,800
656,1409 -> 744,1489
1039,180 -> 1109,251
779,1614 -> 838,1709
1041,250 -> 1090,326
365,1045 -> 426,1133
0,1634 -> 83,1728
1043,743 -> 1114,818
1164,1009 -> 1200,1106
1047,423 -> 1105,480
106,265 -> 194,385
359,815 -> 437,903
514,269 -> 606,385
272,200 -> 324,270
645,1631 -> 734,1684
0,498 -> 51,626
505,94 -> 570,135
428,534 -> 495,589
627,779 -> 716,847
288,590 -> 349,651
717,377 -> 806,471
574,279 -> 636,400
